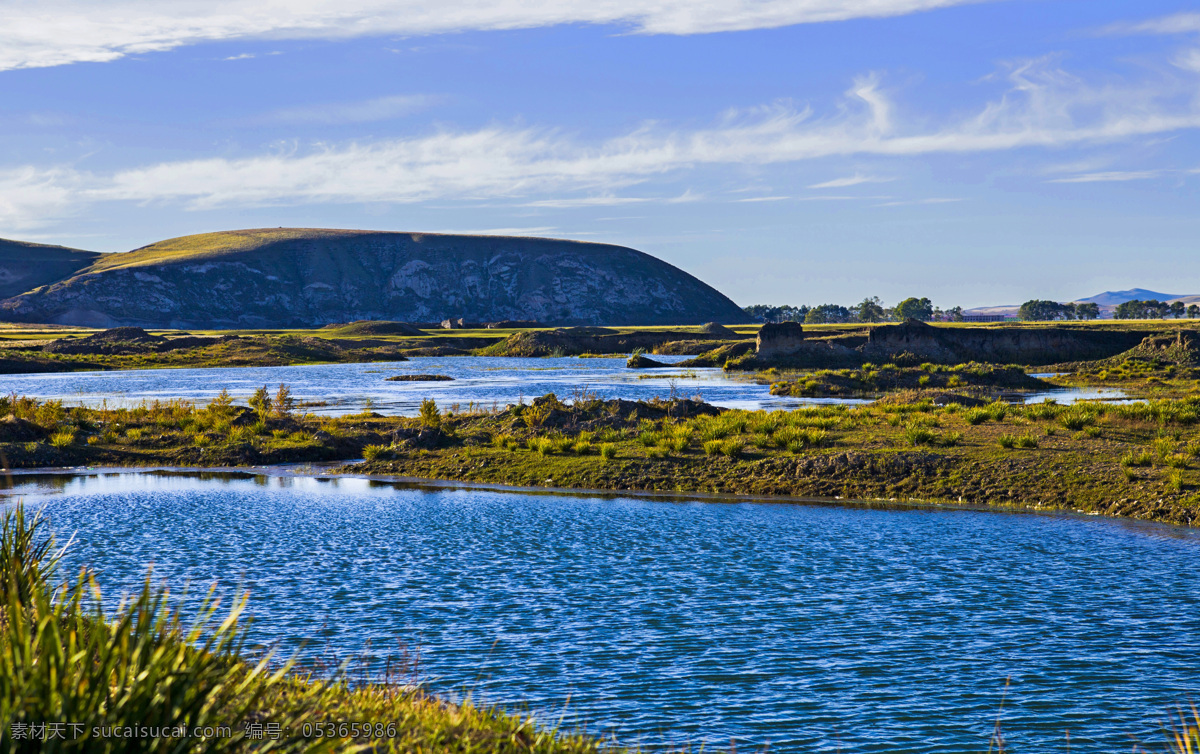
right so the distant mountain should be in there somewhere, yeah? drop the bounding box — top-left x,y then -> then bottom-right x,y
0,228 -> 751,328
0,239 -> 100,300
1073,289 -> 1187,306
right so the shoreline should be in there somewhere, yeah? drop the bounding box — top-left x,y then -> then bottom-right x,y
5,461 -> 1196,536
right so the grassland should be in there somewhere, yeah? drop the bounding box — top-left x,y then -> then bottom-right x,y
5,388 -> 1200,526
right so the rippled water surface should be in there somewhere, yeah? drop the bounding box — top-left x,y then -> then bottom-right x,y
0,356 -> 1122,415
4,471 -> 1198,753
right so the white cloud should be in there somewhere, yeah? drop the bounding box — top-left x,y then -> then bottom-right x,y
7,56 -> 1200,226
0,166 -> 82,231
875,197 -> 962,206
1102,12 -> 1200,36
0,0 -> 993,72
258,94 -> 442,125
807,173 -> 893,188
1046,170 -> 1164,183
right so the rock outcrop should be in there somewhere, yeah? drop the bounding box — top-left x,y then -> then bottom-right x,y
755,322 -> 806,357
0,229 -> 750,328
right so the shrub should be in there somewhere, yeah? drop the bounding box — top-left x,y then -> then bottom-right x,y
1122,466 -> 1138,482
720,440 -> 744,458
1015,434 -> 1039,449
492,433 -> 516,449
917,375 -> 931,387
48,430 -> 75,448
1121,451 -> 1154,468
419,398 -> 442,430
599,442 -> 617,461
1167,470 -> 1184,494
964,408 -> 990,425
702,440 -> 724,456
362,444 -> 390,462
903,424 -> 936,446
273,383 -> 296,417
1153,437 -> 1175,461
1059,408 -> 1097,431
998,434 -> 1017,449
638,431 -> 662,447
942,431 -> 963,447
1166,454 -> 1190,469
206,388 -> 235,418
125,428 -> 143,441
572,440 -> 593,455
249,385 -> 272,422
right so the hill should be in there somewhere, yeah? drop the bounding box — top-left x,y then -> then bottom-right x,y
0,229 -> 749,328
0,238 -> 100,300
1073,289 -> 1186,306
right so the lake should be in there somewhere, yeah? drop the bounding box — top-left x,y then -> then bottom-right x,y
0,356 -> 1125,415
4,470 -> 1197,753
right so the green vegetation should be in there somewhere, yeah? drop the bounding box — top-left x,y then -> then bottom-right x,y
0,506 -> 623,753
766,362 -> 1043,397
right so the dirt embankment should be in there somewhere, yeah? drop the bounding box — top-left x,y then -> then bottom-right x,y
722,320 -> 1155,370
483,327 -> 746,357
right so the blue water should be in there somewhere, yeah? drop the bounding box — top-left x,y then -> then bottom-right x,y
0,356 -> 850,415
0,356 -> 1127,416
4,471 -> 1198,753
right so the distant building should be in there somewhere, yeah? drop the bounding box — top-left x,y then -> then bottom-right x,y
961,314 -> 1016,323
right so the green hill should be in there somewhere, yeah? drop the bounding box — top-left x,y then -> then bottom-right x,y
0,238 -> 100,300
0,229 -> 750,328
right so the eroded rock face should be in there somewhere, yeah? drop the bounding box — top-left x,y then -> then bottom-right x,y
0,229 -> 750,328
859,319 -> 1148,365
755,322 -> 806,357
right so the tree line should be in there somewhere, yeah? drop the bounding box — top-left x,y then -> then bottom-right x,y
1113,300 -> 1200,320
1016,300 -> 1100,321
743,297 -> 962,324
745,297 -> 1200,323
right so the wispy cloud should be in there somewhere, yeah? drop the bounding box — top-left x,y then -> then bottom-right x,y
0,0 -> 996,72
256,94 -> 443,125
8,55 -> 1200,227
807,173 -> 893,188
1100,12 -> 1200,36
1046,170 -> 1164,183
875,197 -> 962,206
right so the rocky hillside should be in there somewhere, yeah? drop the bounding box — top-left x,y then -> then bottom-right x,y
0,229 -> 749,328
0,238 -> 99,300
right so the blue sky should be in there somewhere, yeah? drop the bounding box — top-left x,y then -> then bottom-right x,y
2,0 -> 1200,308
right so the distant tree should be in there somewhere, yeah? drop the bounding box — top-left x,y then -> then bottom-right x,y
1190,304 -> 1200,319
894,297 -> 934,321
1075,302 -> 1100,320
856,296 -> 886,322
1171,301 -> 1186,319
1018,300 -> 1072,321
743,304 -> 809,323
946,306 -> 964,322
1114,300 -> 1170,319
805,304 -> 853,324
